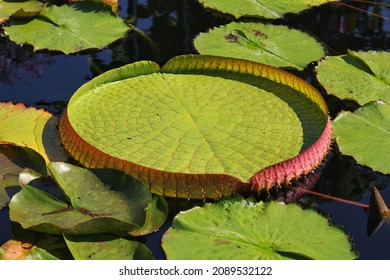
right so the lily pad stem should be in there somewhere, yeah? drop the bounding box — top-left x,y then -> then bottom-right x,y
295,187 -> 369,209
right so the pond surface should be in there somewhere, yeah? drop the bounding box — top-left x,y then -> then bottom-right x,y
1,0 -> 390,260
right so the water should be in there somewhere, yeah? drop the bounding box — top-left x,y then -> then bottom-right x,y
1,0 -> 390,259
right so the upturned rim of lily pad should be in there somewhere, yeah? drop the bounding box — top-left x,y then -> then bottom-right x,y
58,55 -> 332,199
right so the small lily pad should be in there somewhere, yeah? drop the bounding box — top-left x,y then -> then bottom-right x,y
161,196 -> 357,260
197,0 -> 337,19
4,2 -> 130,54
0,0 -> 44,24
0,240 -> 58,260
9,162 -> 168,235
316,50 -> 390,105
0,145 -> 47,209
194,22 -> 325,70
64,233 -> 154,260
332,101 -> 390,175
0,102 -> 68,163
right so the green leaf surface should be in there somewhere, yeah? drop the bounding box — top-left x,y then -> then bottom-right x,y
60,56 -> 330,199
316,50 -> 390,105
197,0 -> 337,19
333,101 -> 390,174
4,2 -> 129,54
64,233 -> 154,260
0,145 -> 47,209
0,102 -> 68,163
0,0 -> 44,24
0,240 -> 58,260
161,196 -> 357,260
9,162 -> 167,235
194,22 -> 325,70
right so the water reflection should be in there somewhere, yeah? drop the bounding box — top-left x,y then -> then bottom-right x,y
0,38 -> 53,85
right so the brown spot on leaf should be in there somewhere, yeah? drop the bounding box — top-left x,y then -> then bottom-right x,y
225,33 -> 238,43
252,30 -> 268,38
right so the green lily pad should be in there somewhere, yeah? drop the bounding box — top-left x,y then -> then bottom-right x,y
64,233 -> 154,260
9,162 -> 168,235
194,22 -> 325,70
59,55 -> 331,199
161,196 -> 357,260
0,0 -> 44,24
0,145 -> 47,209
197,0 -> 337,19
0,240 -> 58,260
0,102 -> 68,163
333,101 -> 390,175
4,2 -> 130,54
315,50 -> 390,105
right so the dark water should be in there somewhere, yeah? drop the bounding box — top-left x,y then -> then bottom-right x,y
1,0 -> 390,260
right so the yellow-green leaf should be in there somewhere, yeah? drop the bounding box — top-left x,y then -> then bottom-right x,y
0,102 -> 68,163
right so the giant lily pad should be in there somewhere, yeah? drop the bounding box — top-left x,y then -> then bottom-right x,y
333,101 -> 390,175
9,162 -> 168,235
59,55 -> 332,199
0,102 -> 68,163
194,22 -> 325,70
161,196 -> 357,260
197,0 -> 337,19
3,2 -> 130,54
64,233 -> 154,260
315,50 -> 390,106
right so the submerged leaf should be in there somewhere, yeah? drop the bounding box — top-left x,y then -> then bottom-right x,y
316,50 -> 390,105
333,101 -> 390,174
0,240 -> 58,260
9,162 -> 167,235
194,22 -> 325,70
197,0 -> 337,19
64,233 -> 153,260
0,102 -> 68,163
4,2 -> 130,54
161,196 -> 357,260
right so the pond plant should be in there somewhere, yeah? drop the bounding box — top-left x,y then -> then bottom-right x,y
0,0 -> 389,260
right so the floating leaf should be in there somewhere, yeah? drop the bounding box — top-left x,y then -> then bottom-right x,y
161,196 -> 357,260
0,0 -> 44,24
4,2 -> 130,54
197,0 -> 337,19
316,50 -> 390,105
9,162 -> 168,235
64,233 -> 153,260
0,145 -> 47,209
68,0 -> 119,15
0,102 -> 68,163
333,101 -> 390,175
0,240 -> 58,260
59,55 -> 332,199
194,22 -> 325,70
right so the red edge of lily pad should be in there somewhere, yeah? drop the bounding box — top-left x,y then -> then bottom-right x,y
59,111 -> 332,200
